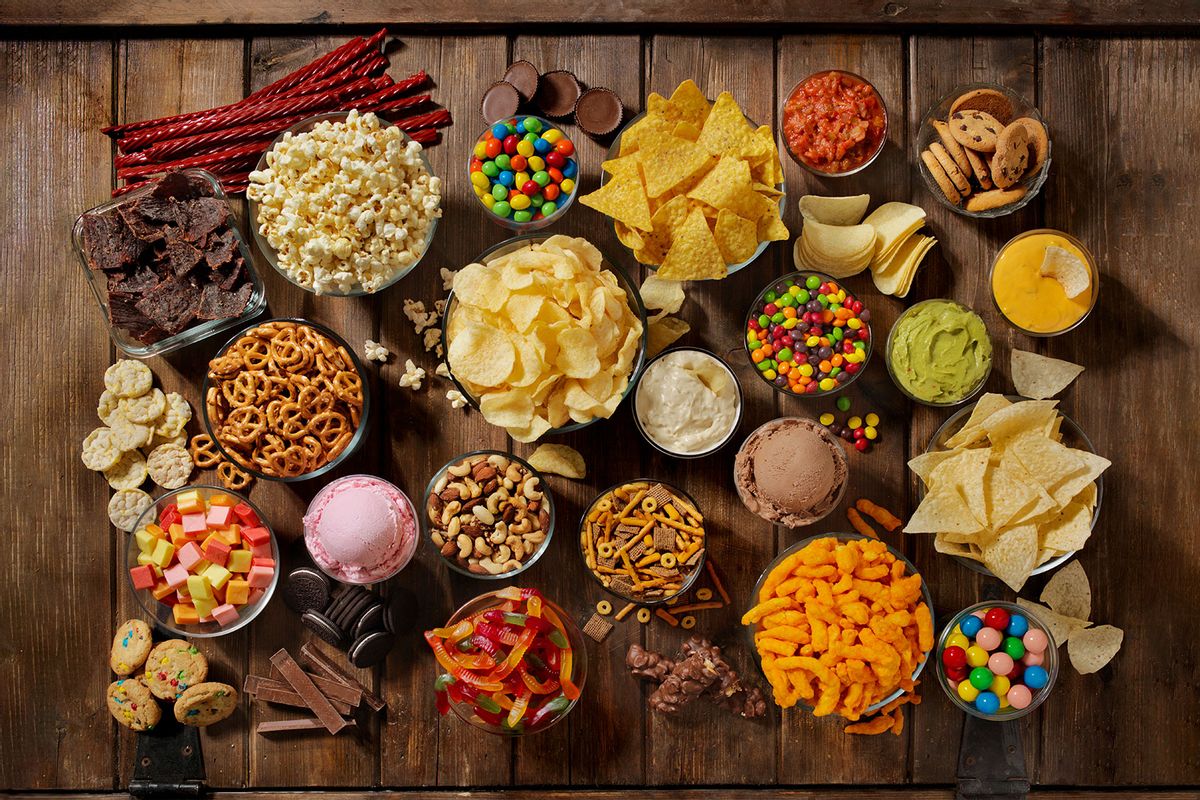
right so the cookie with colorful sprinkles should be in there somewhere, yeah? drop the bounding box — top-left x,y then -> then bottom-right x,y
175,682 -> 239,726
107,678 -> 161,731
143,639 -> 208,701
109,619 -> 153,676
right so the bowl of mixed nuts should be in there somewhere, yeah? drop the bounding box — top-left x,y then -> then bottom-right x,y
423,450 -> 555,579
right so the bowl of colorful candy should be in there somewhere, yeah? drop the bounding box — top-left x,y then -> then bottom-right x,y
744,271 -> 872,397
468,115 -> 579,230
424,587 -> 586,735
126,485 -> 279,638
935,601 -> 1058,720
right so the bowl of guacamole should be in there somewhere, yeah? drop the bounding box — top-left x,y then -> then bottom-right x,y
885,299 -> 992,406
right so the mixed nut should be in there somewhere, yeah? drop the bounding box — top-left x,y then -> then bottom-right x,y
426,453 -> 551,576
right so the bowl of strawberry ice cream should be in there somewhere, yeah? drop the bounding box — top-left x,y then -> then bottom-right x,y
304,475 -> 418,584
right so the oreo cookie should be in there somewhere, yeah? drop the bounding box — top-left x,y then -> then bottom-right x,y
283,567 -> 332,615
301,610 -> 344,648
333,592 -> 375,632
325,585 -> 368,621
354,603 -> 386,639
348,630 -> 395,668
385,587 -> 418,634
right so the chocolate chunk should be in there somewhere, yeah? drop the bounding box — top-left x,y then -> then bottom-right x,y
534,70 -> 581,118
574,87 -> 624,136
348,630 -> 394,668
502,60 -> 539,103
353,603 -> 385,638
301,610 -> 345,649
197,281 -> 251,321
283,567 -> 332,615
135,278 -> 201,335
481,81 -> 520,124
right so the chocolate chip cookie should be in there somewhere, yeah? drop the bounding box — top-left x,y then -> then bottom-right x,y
949,110 -> 1002,153
950,88 -> 1014,125
990,121 -> 1033,189
929,142 -> 971,195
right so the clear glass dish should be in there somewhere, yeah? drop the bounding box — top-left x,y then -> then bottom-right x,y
779,69 -> 888,178
935,600 -> 1058,721
743,270 -> 873,399
990,229 -> 1100,337
746,532 -> 933,714
125,484 -> 279,638
442,590 -> 587,736
733,416 -> 850,529
577,478 -> 706,606
304,474 -> 419,585
72,168 -> 267,358
921,394 -> 1104,579
602,108 -> 786,276
422,450 -> 556,580
200,317 -> 371,483
916,83 -> 1051,219
468,114 -> 579,232
884,299 -> 993,408
247,111 -> 439,296
632,346 -> 744,459
441,233 -> 648,437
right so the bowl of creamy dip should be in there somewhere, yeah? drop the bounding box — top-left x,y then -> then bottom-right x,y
633,347 -> 743,458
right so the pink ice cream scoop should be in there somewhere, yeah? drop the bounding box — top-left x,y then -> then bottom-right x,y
304,475 -> 417,584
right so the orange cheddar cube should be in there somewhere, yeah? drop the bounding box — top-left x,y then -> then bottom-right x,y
173,603 -> 200,625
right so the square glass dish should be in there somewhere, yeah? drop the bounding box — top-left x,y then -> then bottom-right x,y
72,168 -> 266,358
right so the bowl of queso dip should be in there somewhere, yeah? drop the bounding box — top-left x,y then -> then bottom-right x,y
990,230 -> 1098,336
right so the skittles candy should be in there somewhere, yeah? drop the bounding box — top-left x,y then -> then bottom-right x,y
470,116 -> 578,229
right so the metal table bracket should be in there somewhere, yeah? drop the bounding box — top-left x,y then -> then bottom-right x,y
129,714 -> 206,798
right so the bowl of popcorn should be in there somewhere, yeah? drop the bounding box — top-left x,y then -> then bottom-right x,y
247,110 -> 442,297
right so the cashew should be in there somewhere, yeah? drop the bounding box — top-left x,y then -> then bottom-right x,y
486,493 -> 502,514
511,540 -> 526,560
479,558 -> 505,575
465,477 -> 482,498
431,531 -> 445,547
448,462 -> 472,477
456,482 -> 470,500
434,474 -> 449,494
472,506 -> 495,525
503,559 -> 522,572
503,477 -> 514,491
523,530 -> 545,544
505,464 -> 523,483
496,544 -> 512,563
522,476 -> 542,500
447,515 -> 461,538
441,499 -> 461,526
456,533 -> 472,559
510,516 -> 533,535
474,536 -> 492,557
487,454 -> 509,469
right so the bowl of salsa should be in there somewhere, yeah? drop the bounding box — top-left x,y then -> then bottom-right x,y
781,70 -> 887,177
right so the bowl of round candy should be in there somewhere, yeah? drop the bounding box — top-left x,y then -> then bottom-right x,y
935,601 -> 1058,720
468,115 -> 579,230
424,587 -> 585,735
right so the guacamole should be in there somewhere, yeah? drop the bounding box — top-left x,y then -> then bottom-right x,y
888,300 -> 992,404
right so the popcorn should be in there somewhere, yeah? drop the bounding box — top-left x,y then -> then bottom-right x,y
423,327 -> 443,358
446,389 -> 468,409
247,110 -> 442,295
440,267 -> 457,291
402,299 -> 439,333
435,362 -> 451,379
363,339 -> 390,363
399,359 -> 426,390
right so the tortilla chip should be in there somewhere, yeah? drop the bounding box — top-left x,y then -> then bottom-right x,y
1017,598 -> 1090,645
1040,559 -> 1091,621
657,207 -> 727,281
1067,624 -> 1123,674
904,488 -> 980,535
981,522 -> 1038,591
640,137 -> 715,198
1011,349 -> 1085,400
696,92 -> 769,161
580,174 -> 652,232
713,209 -> 758,264
1039,245 -> 1091,299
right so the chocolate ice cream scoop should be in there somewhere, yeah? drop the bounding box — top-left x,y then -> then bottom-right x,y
734,417 -> 848,527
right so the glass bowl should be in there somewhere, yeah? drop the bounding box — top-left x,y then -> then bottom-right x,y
200,317 -> 371,483
935,600 -> 1058,720
921,394 -> 1104,579
733,417 -> 850,529
746,532 -> 933,714
632,346 -> 744,459
602,109 -> 786,276
468,115 -> 579,232
916,83 -> 1051,219
441,233 -> 648,437
247,111 -> 439,296
422,450 -> 556,580
577,479 -> 706,606
441,590 -> 587,736
884,299 -> 993,408
304,474 -> 419,585
72,168 -> 267,358
990,229 -> 1100,337
779,69 -> 888,178
125,485 -> 279,638
744,271 -> 873,399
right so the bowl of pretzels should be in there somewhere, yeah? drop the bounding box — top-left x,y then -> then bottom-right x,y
200,318 -> 369,483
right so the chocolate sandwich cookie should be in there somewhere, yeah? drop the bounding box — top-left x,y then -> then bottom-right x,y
385,587 -> 418,634
301,609 -> 345,648
354,603 -> 386,638
534,70 -> 581,118
333,591 -> 376,632
325,585 -> 368,621
283,567 -> 332,615
574,87 -> 624,136
481,81 -> 521,124
502,60 -> 540,104
348,630 -> 395,668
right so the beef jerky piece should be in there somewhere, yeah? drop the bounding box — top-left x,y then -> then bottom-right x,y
213,256 -> 245,291
152,170 -> 214,200
108,263 -> 161,295
179,198 -> 229,242
204,228 -> 239,268
82,212 -> 145,271
118,202 -> 167,243
108,291 -> 165,344
135,277 -> 201,335
197,282 -> 252,321
130,194 -> 180,225
165,238 -> 204,277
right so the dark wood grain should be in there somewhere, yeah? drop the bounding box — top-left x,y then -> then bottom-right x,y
7,791 -> 1200,799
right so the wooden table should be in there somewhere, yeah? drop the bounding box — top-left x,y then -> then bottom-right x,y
3,5 -> 1199,797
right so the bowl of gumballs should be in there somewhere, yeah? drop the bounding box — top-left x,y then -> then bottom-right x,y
744,271 -> 872,397
935,601 -> 1057,720
126,485 -> 279,638
468,115 -> 579,230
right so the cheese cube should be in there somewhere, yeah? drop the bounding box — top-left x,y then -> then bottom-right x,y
176,490 -> 205,514
173,603 -> 199,625
224,578 -> 250,605
181,512 -> 208,536
206,505 -> 235,528
227,550 -> 253,573
150,538 -> 176,569
129,565 -> 156,590
246,564 -> 274,589
186,574 -> 212,601
202,563 -> 232,590
211,603 -> 240,627
163,563 -> 190,589
177,542 -> 205,570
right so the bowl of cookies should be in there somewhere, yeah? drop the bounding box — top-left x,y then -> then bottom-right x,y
200,318 -> 369,483
916,84 -> 1050,218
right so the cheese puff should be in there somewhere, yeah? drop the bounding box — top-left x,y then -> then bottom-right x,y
757,638 -> 799,656
845,712 -> 893,735
854,564 -> 889,581
835,544 -> 860,574
787,670 -> 814,702
759,625 -> 810,644
913,602 -> 934,652
763,610 -> 805,627
841,601 -> 871,625
831,572 -> 854,594
812,673 -> 843,717
889,574 -> 924,606
741,596 -> 794,625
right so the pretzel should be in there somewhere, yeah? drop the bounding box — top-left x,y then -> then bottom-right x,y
217,460 -> 253,491
189,434 -> 222,469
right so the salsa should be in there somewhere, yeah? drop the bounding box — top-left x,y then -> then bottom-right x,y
783,71 -> 886,174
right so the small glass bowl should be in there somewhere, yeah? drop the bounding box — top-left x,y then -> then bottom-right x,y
442,233 -> 648,437
743,271 -> 873,399
422,450 -> 556,580
125,485 -> 279,638
990,229 -> 1100,337
577,479 -> 706,606
200,317 -> 371,483
304,474 -> 419,586
603,109 -> 786,276
632,347 -> 744,459
72,168 -> 267,358
922,394 -> 1104,579
935,601 -> 1058,721
247,111 -> 439,296
884,299 -> 993,408
468,115 -> 579,232
916,83 -> 1051,219
746,532 -> 933,715
779,70 -> 888,178
441,590 -> 587,736
733,417 -> 849,529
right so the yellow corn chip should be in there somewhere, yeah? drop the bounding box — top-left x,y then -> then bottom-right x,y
580,174 -> 652,232
639,137 -> 715,198
697,92 -> 770,161
657,207 -> 727,281
713,209 -> 758,264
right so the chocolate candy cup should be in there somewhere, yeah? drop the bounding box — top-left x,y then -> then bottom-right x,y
574,87 -> 624,136
481,81 -> 521,124
502,60 -> 540,103
534,70 -> 581,118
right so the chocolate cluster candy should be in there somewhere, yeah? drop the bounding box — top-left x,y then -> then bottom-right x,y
626,637 -> 766,718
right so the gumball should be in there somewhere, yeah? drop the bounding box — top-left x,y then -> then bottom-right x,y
1023,629 -> 1049,654
975,627 -> 1002,652
957,681 -> 980,702
942,645 -> 967,669
968,667 -> 994,690
1007,684 -> 1033,710
946,632 -> 970,652
1023,665 -> 1049,690
1003,636 -> 1026,660
959,616 -> 983,638
1023,651 -> 1044,667
945,665 -> 968,683
947,679 -> 960,691
1006,661 -> 1024,682
1006,615 -> 1029,638
966,645 -> 989,668
974,692 -> 1000,715
984,607 -> 1010,631
988,652 -> 1015,676
972,610 -> 987,620
991,675 -> 1011,698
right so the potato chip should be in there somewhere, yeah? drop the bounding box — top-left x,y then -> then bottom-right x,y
1011,349 -> 1084,400
713,209 -> 758,264
555,328 -> 601,379
1067,624 -> 1123,674
799,219 -> 875,278
646,313 -> 691,357
863,202 -> 926,263
1016,599 -> 1090,645
448,322 -> 516,387
639,274 -> 686,314
1040,559 -> 1091,621
453,262 -> 508,312
657,207 -> 727,281
478,390 -> 534,429
800,194 -> 870,226
580,173 -> 652,232
1039,245 -> 1091,299
527,443 -> 586,479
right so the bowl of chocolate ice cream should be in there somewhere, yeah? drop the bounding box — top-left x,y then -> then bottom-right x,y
733,417 -> 849,527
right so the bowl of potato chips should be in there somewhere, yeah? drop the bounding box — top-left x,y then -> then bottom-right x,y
442,234 -> 647,443
581,79 -> 788,281
909,393 -> 1108,591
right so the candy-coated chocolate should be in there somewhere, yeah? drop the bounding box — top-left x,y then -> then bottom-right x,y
472,116 -> 575,223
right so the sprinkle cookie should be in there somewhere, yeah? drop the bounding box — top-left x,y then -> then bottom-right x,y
110,619 -> 154,676
82,427 -> 122,471
144,639 -> 209,700
109,488 -> 154,532
175,682 -> 239,726
104,450 -> 149,490
104,359 -> 154,399
146,444 -> 193,490
107,678 -> 161,731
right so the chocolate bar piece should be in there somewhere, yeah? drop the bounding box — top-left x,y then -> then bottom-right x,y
268,649 -> 348,734
244,675 -> 354,716
267,664 -> 363,707
300,642 -> 386,713
256,717 -> 358,734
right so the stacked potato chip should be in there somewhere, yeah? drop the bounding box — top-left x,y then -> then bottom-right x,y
581,80 -> 787,281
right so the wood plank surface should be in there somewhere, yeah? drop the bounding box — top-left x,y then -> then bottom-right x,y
6,791 -> 1200,799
